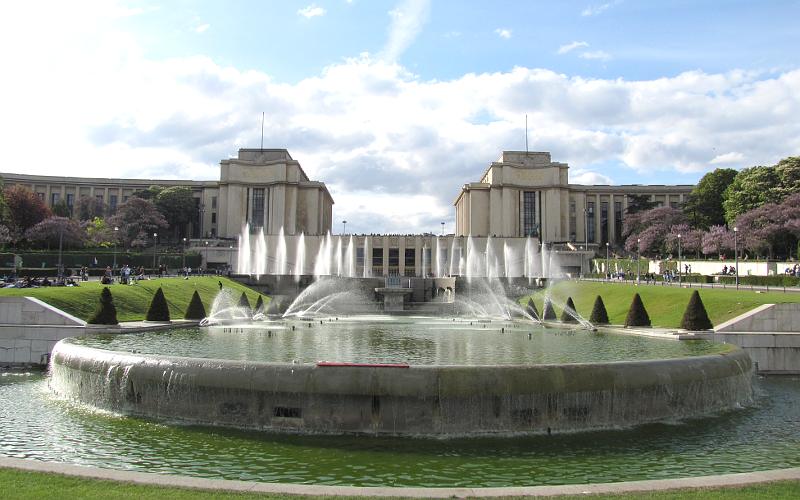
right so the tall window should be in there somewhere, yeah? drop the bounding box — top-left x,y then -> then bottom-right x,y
50,192 -> 60,206
66,193 -> 74,213
404,248 -> 415,277
109,194 -> 118,214
251,188 -> 265,229
372,248 -> 383,268
587,202 -> 595,243
523,191 -> 537,237
600,202 -> 609,245
211,196 -> 217,209
569,200 -> 577,242
614,201 -> 623,243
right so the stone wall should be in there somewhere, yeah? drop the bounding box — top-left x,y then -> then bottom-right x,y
0,297 -> 86,366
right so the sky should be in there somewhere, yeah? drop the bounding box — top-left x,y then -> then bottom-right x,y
1,0 -> 799,234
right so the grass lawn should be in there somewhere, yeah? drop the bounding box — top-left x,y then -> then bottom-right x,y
520,280 -> 800,328
1,468 -> 799,499
0,276 -> 265,322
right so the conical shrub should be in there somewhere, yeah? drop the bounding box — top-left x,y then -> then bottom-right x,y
238,291 -> 251,313
526,298 -> 539,320
254,295 -> 265,314
542,298 -> 557,321
624,293 -> 650,327
680,290 -> 713,330
146,287 -> 171,322
589,295 -> 610,325
88,287 -> 118,325
560,297 -> 578,323
184,290 -> 207,320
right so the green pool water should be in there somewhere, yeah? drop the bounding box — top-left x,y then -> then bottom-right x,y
1,372 -> 798,487
69,316 -> 729,365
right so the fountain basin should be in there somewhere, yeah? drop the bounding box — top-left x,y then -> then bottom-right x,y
49,326 -> 752,436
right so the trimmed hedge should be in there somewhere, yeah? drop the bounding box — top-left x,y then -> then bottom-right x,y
184,290 -> 207,320
254,295 -> 265,314
88,287 -> 118,325
589,295 -> 609,325
560,297 -> 578,323
717,275 -> 800,287
145,287 -> 171,322
238,292 -> 251,313
526,298 -> 539,320
624,293 -> 651,327
542,299 -> 556,320
680,290 -> 713,331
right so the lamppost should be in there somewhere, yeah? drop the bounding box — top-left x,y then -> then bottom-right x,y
112,226 -> 119,273
57,223 -> 64,279
204,241 -> 209,275
342,220 -> 347,234
152,233 -> 158,270
181,237 -> 187,272
733,226 -> 739,289
677,233 -> 682,285
605,242 -> 610,280
637,238 -> 641,284
441,222 -> 445,236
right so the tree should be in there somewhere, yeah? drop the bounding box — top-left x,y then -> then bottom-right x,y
624,293 -> 651,327
682,168 -> 737,229
680,290 -> 712,331
701,225 -> 733,258
145,287 -> 171,321
722,166 -> 781,225
132,185 -> 164,201
24,216 -> 86,249
4,185 -> 51,240
775,157 -> 800,200
0,225 -> 10,247
83,217 -> 117,247
88,287 -> 119,325
108,197 -> 168,248
184,290 -> 207,320
625,194 -> 657,215
623,206 -> 686,256
560,297 -> 578,323
733,193 -> 800,259
51,199 -> 72,217
664,224 -> 703,257
77,195 -> 105,221
155,186 -> 197,238
589,296 -> 609,325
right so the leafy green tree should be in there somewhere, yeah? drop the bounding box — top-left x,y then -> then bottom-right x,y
775,157 -> 800,199
625,194 -> 658,215
146,287 -> 171,322
155,186 -> 196,238
51,199 -> 72,217
132,185 -> 164,200
4,185 -> 52,240
682,168 -> 737,229
88,287 -> 118,325
723,166 -> 781,225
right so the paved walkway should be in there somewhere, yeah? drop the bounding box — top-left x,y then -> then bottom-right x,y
1,457 -> 798,497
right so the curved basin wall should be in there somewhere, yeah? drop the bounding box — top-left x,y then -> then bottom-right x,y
49,341 -> 753,436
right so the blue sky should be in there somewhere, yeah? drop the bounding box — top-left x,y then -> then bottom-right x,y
1,1 -> 799,233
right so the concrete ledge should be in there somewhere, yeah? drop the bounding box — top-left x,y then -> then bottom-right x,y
1,457 -> 798,497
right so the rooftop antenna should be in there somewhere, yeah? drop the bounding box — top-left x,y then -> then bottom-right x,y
260,112 -> 265,150
525,114 -> 528,153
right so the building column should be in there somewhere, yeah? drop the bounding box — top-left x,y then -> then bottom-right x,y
608,193 -> 616,245
382,236 -> 389,277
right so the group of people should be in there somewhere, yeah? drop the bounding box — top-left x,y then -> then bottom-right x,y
720,265 -> 738,275
2,275 -> 80,288
784,264 -> 800,276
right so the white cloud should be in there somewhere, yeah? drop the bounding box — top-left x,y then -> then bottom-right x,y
558,41 -> 589,54
581,1 -> 621,17
571,171 -> 614,185
710,152 -> 745,165
195,23 -> 210,34
495,28 -> 512,39
298,4 -> 326,18
2,3 -> 800,233
380,0 -> 431,61
580,50 -> 612,61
